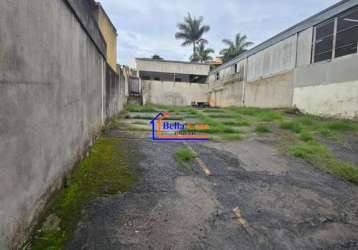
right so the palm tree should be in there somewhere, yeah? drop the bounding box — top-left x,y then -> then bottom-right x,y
193,42 -> 215,63
175,13 -> 210,61
220,33 -> 253,62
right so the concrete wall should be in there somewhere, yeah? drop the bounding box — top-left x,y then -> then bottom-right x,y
0,0 -> 122,248
142,81 -> 209,106
296,28 -> 313,67
208,36 -> 297,108
94,4 -> 118,72
245,72 -> 294,108
136,59 -> 210,75
208,81 -> 244,107
293,54 -> 358,119
247,35 -> 296,82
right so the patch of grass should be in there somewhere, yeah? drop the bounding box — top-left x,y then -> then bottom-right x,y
295,115 -> 315,126
174,147 -> 197,164
126,115 -> 158,120
132,120 -> 149,125
230,107 -> 263,116
280,121 -> 302,133
299,132 -> 314,142
318,128 -> 337,138
26,137 -> 136,249
326,120 -> 357,131
257,111 -> 283,122
218,133 -> 243,141
255,124 -> 271,133
126,104 -> 158,113
202,109 -> 225,113
288,141 -> 358,183
207,113 -> 235,119
223,120 -> 250,127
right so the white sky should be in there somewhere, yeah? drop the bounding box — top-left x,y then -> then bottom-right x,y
98,0 -> 340,66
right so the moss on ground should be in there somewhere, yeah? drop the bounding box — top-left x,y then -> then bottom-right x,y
24,137 -> 136,250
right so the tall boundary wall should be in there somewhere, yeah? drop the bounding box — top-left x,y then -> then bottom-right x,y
0,0 -> 123,248
142,80 -> 209,106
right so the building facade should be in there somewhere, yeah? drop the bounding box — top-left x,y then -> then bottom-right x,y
208,0 -> 358,119
136,58 -> 210,106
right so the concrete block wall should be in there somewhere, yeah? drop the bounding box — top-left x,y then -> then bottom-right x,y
142,81 -> 209,106
0,0 -> 122,248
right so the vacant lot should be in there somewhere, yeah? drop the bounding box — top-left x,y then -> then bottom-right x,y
25,104 -> 358,249
116,104 -> 358,184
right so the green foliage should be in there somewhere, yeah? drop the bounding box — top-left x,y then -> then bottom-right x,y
220,33 -> 253,62
280,121 -> 302,133
152,54 -> 163,60
27,138 -> 136,249
288,141 -> 358,183
175,13 -> 210,60
255,124 -> 271,133
299,132 -> 314,142
326,120 -> 357,131
174,147 -> 197,162
223,120 -> 250,127
217,133 -> 243,141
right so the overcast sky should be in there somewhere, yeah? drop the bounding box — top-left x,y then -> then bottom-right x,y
98,0 -> 340,66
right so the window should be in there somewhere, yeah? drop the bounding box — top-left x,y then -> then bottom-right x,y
216,72 -> 220,81
313,6 -> 358,63
335,8 -> 358,58
313,20 -> 334,63
234,64 -> 238,74
154,77 -> 160,81
175,78 -> 182,82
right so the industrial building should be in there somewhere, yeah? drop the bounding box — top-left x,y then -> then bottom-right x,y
208,0 -> 358,119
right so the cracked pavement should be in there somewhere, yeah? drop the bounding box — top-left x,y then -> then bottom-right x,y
66,130 -> 358,250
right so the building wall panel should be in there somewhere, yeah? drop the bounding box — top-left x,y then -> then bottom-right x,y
142,81 -> 209,106
245,72 -> 294,108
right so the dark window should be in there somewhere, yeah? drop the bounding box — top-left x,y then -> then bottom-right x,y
139,71 -> 207,83
234,64 -> 238,74
335,8 -> 358,58
314,20 -> 334,63
216,72 -> 220,80
312,6 -> 358,63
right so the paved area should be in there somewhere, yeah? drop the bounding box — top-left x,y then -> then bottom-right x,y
66,130 -> 358,250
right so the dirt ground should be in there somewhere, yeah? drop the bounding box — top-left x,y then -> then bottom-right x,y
65,124 -> 358,249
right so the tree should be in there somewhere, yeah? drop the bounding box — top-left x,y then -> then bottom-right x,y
175,13 -> 210,61
152,54 -> 163,60
192,41 -> 214,63
220,33 -> 253,62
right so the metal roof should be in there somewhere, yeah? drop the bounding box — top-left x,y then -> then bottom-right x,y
210,0 -> 358,75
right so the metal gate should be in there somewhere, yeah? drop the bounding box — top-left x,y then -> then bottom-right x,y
129,77 -> 140,96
